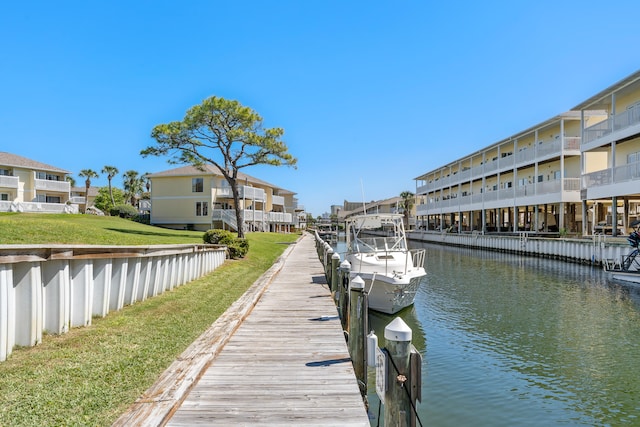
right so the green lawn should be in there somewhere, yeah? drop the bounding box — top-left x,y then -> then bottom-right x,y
0,212 -> 204,245
0,213 -> 300,426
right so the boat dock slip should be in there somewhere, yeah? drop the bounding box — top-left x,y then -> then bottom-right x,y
115,232 -> 369,426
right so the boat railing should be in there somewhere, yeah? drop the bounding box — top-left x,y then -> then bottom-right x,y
410,248 -> 426,271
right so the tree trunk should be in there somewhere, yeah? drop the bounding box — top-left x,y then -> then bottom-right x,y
108,179 -> 115,207
230,179 -> 245,238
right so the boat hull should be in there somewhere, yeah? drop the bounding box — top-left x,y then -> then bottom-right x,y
607,269 -> 640,284
350,271 -> 425,314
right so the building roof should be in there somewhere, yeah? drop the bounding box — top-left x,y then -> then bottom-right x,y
148,164 -> 295,195
571,69 -> 640,111
0,152 -> 71,174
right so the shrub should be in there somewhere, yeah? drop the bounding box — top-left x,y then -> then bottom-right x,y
227,238 -> 249,259
203,229 -> 249,259
110,204 -> 138,218
203,229 -> 235,245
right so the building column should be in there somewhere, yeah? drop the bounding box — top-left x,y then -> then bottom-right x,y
582,200 -> 588,236
612,196 -> 618,237
559,202 -> 565,233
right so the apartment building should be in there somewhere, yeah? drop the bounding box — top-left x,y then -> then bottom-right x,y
0,152 -> 77,214
148,164 -> 299,232
415,70 -> 640,237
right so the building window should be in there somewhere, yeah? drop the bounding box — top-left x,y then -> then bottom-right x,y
0,169 -> 12,176
0,194 -> 8,201
36,172 -> 61,181
192,178 -> 204,192
196,201 -> 208,216
628,151 -> 640,164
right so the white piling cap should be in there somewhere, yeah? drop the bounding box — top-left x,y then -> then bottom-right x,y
384,317 -> 412,342
340,259 -> 351,269
351,275 -> 365,290
331,251 -> 340,260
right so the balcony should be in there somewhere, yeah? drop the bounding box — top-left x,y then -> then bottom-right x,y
268,212 -> 293,223
216,185 -> 266,201
35,179 -> 70,193
583,108 -> 640,147
416,178 -> 580,214
0,175 -> 19,189
272,195 -> 285,206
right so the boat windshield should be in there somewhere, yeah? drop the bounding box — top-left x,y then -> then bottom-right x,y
349,235 -> 406,253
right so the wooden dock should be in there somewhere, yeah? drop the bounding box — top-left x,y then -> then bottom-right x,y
114,232 -> 370,426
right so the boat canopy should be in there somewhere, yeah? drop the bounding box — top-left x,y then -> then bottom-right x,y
346,213 -> 405,230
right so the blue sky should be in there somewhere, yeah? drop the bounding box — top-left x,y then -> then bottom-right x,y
1,1 -> 639,216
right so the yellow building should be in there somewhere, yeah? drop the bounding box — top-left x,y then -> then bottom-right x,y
0,152 -> 76,214
148,165 -> 299,232
415,70 -> 640,236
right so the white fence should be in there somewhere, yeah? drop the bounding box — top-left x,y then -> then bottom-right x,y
406,230 -> 630,265
0,244 -> 227,362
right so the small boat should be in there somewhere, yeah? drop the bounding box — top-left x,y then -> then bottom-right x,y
344,213 -> 426,314
603,219 -> 640,284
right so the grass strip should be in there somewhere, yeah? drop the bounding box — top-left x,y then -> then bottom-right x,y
0,217 -> 299,426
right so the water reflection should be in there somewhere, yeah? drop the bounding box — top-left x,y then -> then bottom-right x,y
363,241 -> 640,426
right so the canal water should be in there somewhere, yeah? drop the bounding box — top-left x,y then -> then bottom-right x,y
335,239 -> 640,426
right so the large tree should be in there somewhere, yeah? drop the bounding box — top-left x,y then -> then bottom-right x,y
101,165 -> 119,207
142,96 -> 297,238
78,169 -> 99,212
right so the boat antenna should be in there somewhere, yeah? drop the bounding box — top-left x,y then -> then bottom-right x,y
360,179 -> 366,213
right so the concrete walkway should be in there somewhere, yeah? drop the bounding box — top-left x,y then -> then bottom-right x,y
114,233 -> 369,426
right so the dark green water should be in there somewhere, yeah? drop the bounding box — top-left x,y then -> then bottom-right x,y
363,242 -> 640,426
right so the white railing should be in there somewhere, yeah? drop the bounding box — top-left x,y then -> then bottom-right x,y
69,196 -> 85,204
215,185 -> 266,201
272,195 -> 285,206
0,176 -> 19,189
417,178 -> 580,213
0,201 -> 78,214
0,244 -> 227,362
34,179 -> 70,192
212,209 -> 239,230
583,108 -> 640,144
582,162 -> 640,189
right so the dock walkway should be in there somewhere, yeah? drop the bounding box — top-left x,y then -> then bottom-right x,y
115,232 -> 369,426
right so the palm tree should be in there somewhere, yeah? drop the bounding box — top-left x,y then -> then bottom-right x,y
78,169 -> 99,212
123,170 -> 144,207
399,190 -> 415,229
101,165 -> 119,208
65,175 -> 76,187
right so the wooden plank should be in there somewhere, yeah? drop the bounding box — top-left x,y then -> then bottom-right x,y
114,233 -> 369,426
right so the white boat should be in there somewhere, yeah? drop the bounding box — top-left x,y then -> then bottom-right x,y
344,213 -> 426,314
603,219 -> 640,284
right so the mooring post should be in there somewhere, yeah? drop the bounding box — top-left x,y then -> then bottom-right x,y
349,275 -> 368,398
330,252 -> 340,295
338,260 -> 351,328
325,246 -> 334,283
384,317 -> 414,427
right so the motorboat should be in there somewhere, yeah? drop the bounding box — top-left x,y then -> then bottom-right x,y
603,219 -> 640,284
344,213 -> 426,314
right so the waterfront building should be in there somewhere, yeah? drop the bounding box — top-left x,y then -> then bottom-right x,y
415,70 -> 640,236
147,165 -> 300,232
0,152 -> 77,214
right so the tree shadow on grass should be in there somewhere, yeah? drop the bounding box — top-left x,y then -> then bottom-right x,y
105,228 -> 199,238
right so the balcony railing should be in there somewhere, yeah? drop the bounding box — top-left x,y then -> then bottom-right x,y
0,176 -> 19,189
34,179 -> 70,193
417,178 -> 580,213
272,195 -> 285,206
582,162 -> 640,189
268,212 -> 293,223
216,185 -> 266,201
583,108 -> 640,145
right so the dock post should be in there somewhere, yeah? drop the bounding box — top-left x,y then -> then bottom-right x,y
349,275 -> 368,398
338,260 -> 351,328
325,247 -> 334,283
330,252 -> 340,294
384,317 -> 420,427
